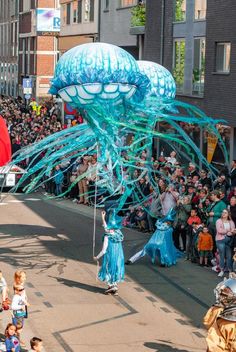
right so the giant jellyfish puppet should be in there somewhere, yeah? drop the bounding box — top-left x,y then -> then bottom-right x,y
0,116 -> 11,166
11,43 -> 228,213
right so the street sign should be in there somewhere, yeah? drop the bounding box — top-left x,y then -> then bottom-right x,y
24,94 -> 31,100
23,78 -> 33,94
23,78 -> 32,88
23,88 -> 32,94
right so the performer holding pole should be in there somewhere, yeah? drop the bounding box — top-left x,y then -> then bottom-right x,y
94,210 -> 125,295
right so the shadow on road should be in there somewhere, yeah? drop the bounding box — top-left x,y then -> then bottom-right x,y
49,275 -> 105,294
144,341 -> 195,352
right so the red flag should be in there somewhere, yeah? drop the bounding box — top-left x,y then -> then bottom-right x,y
0,115 -> 12,166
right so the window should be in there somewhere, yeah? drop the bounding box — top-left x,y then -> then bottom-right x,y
215,42 -> 231,73
174,0 -> 186,22
66,3 -> 71,25
62,4 -> 66,25
195,0 -> 207,20
90,0 -> 95,21
72,1 -> 78,23
173,39 -> 185,93
105,0 -> 109,10
192,38 -> 205,96
84,0 -> 90,22
120,0 -> 137,8
77,0 -> 82,23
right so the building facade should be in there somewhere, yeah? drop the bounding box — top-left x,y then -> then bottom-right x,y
0,0 -> 19,97
59,0 -> 99,54
18,0 -> 60,99
100,0 -> 143,59
144,0 -> 236,163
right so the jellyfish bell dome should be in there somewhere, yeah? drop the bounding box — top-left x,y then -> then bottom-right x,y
49,42 -> 149,106
137,60 -> 176,99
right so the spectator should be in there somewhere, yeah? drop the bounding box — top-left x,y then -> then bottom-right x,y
135,207 -> 148,232
77,157 -> 89,205
165,150 -> 177,165
161,184 -> 179,215
188,163 -> 199,178
174,196 -> 191,251
198,226 -> 213,266
5,323 -> 20,352
54,165 -> 64,196
229,196 -> 236,226
199,169 -> 212,190
230,160 -> 236,188
215,209 -> 235,277
213,174 -> 229,194
29,337 -> 43,352
207,191 -> 227,237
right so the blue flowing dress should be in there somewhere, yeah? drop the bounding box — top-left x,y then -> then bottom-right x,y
98,230 -> 125,285
143,221 -> 177,266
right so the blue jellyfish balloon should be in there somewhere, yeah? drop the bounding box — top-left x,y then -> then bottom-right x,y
49,43 -> 149,104
11,43 -> 228,214
137,60 -> 176,99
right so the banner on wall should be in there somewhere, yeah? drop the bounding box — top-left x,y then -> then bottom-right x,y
207,134 -> 218,163
36,8 -> 60,32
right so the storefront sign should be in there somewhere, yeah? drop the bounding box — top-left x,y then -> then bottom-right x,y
36,8 -> 60,32
207,134 -> 218,163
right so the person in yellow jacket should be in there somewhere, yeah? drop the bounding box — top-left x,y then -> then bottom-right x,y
203,278 -> 236,351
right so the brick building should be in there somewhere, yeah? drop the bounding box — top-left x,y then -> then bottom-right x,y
18,0 -> 60,99
144,0 -> 236,163
0,0 -> 19,97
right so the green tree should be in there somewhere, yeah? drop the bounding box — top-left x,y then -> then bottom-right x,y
175,0 -> 185,22
131,4 -> 146,27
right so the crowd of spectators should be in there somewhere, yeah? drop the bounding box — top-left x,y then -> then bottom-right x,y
123,152 -> 236,277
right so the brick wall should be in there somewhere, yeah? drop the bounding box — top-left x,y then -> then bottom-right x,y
203,0 -> 236,126
37,0 -> 55,7
37,36 -> 54,51
37,55 -> 54,76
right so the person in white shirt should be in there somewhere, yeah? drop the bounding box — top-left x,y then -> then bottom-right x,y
0,270 -> 8,304
11,284 -> 27,326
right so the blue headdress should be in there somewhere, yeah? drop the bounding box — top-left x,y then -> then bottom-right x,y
106,209 -> 123,230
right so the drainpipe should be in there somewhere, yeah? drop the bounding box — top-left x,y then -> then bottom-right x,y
160,0 -> 165,65
97,0 -> 101,42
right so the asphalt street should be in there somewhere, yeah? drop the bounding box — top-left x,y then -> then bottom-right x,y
0,193 -> 223,352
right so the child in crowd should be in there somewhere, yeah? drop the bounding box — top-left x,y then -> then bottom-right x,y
187,209 -> 201,226
211,250 -> 220,273
11,284 -> 27,328
5,323 -> 20,352
29,337 -> 43,352
54,165 -> 64,196
0,270 -> 9,311
198,226 -> 213,266
14,270 -> 28,303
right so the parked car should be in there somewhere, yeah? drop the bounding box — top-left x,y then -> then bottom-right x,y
0,164 -> 27,191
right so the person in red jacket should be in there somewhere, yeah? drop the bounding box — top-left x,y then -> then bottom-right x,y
198,226 -> 213,266
187,209 -> 201,226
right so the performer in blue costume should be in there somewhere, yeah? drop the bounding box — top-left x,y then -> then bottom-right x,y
126,210 -> 178,267
94,210 -> 125,295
